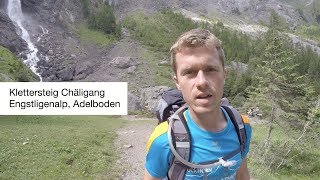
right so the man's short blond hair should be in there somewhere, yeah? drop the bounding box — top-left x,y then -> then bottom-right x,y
170,28 -> 225,74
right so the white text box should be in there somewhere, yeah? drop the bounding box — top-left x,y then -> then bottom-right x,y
0,82 -> 128,115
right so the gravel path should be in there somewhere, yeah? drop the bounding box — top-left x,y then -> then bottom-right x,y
116,116 -> 157,179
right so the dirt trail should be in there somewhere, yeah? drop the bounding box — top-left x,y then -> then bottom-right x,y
115,116 -> 157,180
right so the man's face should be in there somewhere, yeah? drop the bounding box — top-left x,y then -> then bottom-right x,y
174,46 -> 226,115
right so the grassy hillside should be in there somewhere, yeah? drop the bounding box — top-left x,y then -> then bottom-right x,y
249,123 -> 320,179
296,24 -> 320,41
123,10 -> 197,53
122,10 -> 198,87
75,23 -> 118,47
0,115 -> 126,179
0,46 -> 39,82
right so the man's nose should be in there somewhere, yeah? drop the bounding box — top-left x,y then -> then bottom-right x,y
195,71 -> 208,89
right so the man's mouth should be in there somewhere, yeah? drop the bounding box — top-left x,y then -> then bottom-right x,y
196,94 -> 212,99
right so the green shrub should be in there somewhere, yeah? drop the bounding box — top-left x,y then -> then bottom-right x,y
76,23 -> 117,47
123,9 -> 197,52
297,24 -> 320,41
88,5 -> 120,37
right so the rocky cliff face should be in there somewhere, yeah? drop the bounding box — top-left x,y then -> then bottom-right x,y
0,1 -> 6,10
20,0 -> 83,27
112,0 -> 315,28
0,10 -> 28,55
208,0 -> 312,29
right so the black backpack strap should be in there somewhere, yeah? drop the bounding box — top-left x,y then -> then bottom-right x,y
167,105 -> 190,180
221,105 -> 247,158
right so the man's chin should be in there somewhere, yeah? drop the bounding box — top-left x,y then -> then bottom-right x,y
191,106 -> 214,115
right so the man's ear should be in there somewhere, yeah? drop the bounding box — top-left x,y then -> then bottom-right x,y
173,75 -> 180,90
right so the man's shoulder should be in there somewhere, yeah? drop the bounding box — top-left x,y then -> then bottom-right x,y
241,115 -> 251,125
146,121 -> 169,152
241,115 -> 252,134
240,115 -> 252,150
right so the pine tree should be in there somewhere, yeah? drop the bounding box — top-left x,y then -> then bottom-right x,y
88,5 -> 119,36
246,26 -> 309,169
269,10 -> 288,31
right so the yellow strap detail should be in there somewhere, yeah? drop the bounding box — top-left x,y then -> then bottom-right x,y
241,115 -> 250,125
146,121 -> 168,152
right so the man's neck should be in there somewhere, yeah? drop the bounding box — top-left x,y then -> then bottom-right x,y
189,107 -> 227,132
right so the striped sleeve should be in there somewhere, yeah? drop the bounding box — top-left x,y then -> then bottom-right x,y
146,122 -> 168,152
145,122 -> 171,178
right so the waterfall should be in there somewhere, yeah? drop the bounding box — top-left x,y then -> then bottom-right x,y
108,0 -> 118,6
7,0 -> 42,81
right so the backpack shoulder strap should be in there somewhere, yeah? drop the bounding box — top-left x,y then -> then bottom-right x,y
167,104 -> 190,180
166,103 -> 247,180
221,105 -> 247,158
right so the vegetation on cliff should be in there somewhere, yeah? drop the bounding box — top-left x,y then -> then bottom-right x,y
0,46 -> 38,82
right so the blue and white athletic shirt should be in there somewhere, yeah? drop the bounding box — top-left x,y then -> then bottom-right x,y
145,107 -> 252,180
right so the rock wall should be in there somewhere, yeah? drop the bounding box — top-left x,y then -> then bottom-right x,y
20,0 -> 83,27
0,10 -> 28,54
0,0 -> 7,10
112,0 -> 312,29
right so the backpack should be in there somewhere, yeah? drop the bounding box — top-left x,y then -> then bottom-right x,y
155,88 -> 247,180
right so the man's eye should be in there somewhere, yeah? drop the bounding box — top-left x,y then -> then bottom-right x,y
206,67 -> 219,72
185,70 -> 193,75
182,70 -> 195,76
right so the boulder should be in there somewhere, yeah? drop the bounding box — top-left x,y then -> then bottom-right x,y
73,73 -> 87,81
109,57 -> 138,69
127,66 -> 136,74
228,61 -> 248,74
158,60 -> 170,66
57,66 -> 75,81
128,93 -> 142,111
75,61 -> 94,77
140,86 -> 171,113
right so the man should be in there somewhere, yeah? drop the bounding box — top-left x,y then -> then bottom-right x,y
144,28 -> 252,180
